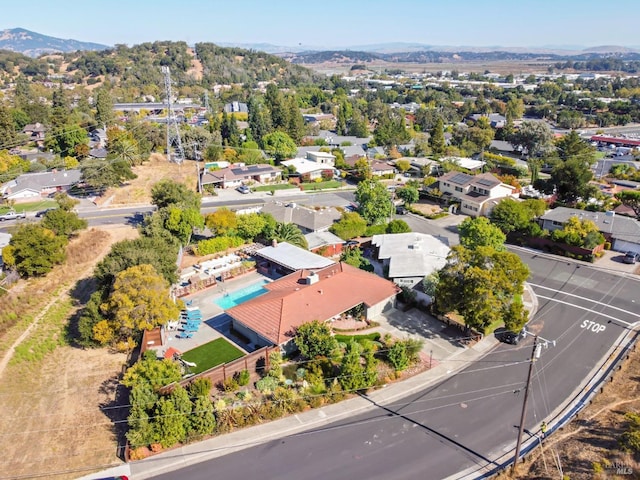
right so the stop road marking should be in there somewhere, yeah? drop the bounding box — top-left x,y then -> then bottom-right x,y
581,320 -> 606,333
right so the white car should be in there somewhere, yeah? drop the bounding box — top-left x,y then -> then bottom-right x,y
0,210 -> 26,221
236,185 -> 251,194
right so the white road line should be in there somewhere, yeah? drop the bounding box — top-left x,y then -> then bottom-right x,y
536,295 -> 634,326
530,283 -> 640,319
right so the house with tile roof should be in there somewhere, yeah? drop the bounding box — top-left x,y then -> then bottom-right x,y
434,171 -> 518,217
539,207 -> 640,255
227,262 -> 399,348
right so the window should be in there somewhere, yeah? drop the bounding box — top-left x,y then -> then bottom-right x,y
552,220 -> 563,226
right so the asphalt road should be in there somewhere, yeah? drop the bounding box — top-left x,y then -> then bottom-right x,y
150,253 -> 638,480
0,191 -> 357,232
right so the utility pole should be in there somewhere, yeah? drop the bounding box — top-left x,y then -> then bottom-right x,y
512,333 -> 555,476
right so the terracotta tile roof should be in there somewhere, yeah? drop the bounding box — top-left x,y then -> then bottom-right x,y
227,263 -> 399,344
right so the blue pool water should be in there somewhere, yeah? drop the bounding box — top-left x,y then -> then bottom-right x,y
214,279 -> 269,309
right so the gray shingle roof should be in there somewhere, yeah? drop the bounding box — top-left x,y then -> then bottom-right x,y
5,169 -> 81,193
540,207 -> 640,243
260,201 -> 342,232
304,231 -> 345,250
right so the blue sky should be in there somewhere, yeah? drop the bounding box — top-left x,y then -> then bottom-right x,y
3,0 -> 638,49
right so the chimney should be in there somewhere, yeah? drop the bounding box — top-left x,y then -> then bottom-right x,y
306,271 -> 319,285
272,239 -> 278,248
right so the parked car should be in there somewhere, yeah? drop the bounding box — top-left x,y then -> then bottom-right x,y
0,210 -> 26,221
35,208 -> 57,218
395,206 -> 407,215
500,329 -> 526,345
236,185 -> 251,194
622,251 -> 638,264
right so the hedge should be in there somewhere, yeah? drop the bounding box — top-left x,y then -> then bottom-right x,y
196,236 -> 244,255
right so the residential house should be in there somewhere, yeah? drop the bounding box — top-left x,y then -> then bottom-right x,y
539,207 -> 640,255
281,151 -> 337,181
434,171 -> 518,217
469,113 -> 506,128
199,163 -> 281,190
227,262 -> 399,348
366,146 -> 387,159
260,201 -> 342,233
296,145 -> 367,160
223,101 -> 248,114
304,230 -> 345,257
371,160 -> 395,177
442,156 -> 486,172
308,130 -> 372,148
371,233 -> 450,288
253,241 -> 336,277
1,169 -> 81,201
22,123 -> 46,145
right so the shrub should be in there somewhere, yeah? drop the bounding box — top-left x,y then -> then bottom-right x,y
365,224 -> 387,236
256,376 -> 279,393
236,369 -> 250,386
222,377 -> 239,393
387,341 -> 410,372
196,236 -> 244,256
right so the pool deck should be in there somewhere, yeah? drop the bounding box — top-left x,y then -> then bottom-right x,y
165,271 -> 272,354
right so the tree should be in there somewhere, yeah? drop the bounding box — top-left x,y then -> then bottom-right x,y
330,212 -> 367,240
248,96 -> 273,147
161,206 -> 204,245
395,186 -> 419,206
295,320 -> 338,359
80,158 -> 136,190
151,179 -> 201,210
508,121 -> 554,182
262,131 -> 297,162
373,111 -> 410,147
551,157 -> 594,203
429,118 -> 446,157
94,236 -> 179,288
505,97 -> 525,122
236,212 -> 268,241
3,224 -> 67,277
354,157 -> 372,180
272,222 -> 307,249
489,198 -> 533,234
94,87 -> 115,127
205,208 -> 237,236
386,219 -> 411,233
555,130 -> 595,161
435,246 -> 529,333
41,209 -> 87,238
340,247 -> 374,272
285,95 -> 305,142
339,341 -> 366,391
615,190 -> 640,220
550,217 -> 604,248
0,104 -> 16,147
459,217 -> 506,251
355,180 -> 393,225
101,264 -> 181,344
395,159 -> 411,174
46,123 -> 89,158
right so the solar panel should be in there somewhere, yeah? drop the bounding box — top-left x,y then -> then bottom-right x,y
450,173 -> 472,185
476,178 -> 495,187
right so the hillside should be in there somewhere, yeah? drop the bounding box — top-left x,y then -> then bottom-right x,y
0,40 -> 322,96
0,28 -> 108,57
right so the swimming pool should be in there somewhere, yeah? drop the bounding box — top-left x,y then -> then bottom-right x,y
214,279 -> 269,309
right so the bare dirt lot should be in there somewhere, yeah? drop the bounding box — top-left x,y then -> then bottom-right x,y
0,225 -> 138,479
410,200 -> 443,216
97,153 -> 198,206
501,344 -> 640,480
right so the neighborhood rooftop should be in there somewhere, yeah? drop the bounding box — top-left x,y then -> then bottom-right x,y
255,241 -> 336,271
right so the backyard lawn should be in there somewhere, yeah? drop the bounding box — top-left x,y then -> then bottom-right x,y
181,338 -> 244,374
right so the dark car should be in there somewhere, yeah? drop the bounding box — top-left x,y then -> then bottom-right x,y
500,329 -> 526,345
622,251 -> 638,264
35,208 -> 57,218
395,206 -> 407,215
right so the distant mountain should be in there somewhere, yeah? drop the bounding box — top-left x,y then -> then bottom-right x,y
0,28 -> 109,57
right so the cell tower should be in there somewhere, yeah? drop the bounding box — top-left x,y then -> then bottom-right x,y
162,66 -> 184,164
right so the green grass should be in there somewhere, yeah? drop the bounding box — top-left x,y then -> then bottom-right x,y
252,183 -> 297,192
181,338 -> 244,374
0,199 -> 58,214
300,180 -> 343,191
334,332 -> 381,345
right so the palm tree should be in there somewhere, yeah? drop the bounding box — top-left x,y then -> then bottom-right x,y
273,222 -> 308,249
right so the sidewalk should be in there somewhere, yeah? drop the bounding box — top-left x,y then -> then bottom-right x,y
80,284 -> 540,480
